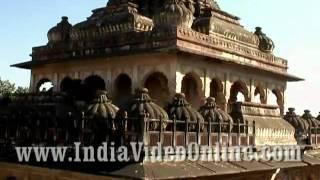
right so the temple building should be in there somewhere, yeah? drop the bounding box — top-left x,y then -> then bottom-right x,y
13,0 -> 301,113
1,0 -> 320,179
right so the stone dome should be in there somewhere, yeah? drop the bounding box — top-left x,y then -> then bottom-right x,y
254,27 -> 275,53
284,108 -> 309,135
87,90 -> 119,119
167,93 -> 204,131
301,110 -> 320,130
154,0 -> 195,28
199,97 -> 233,132
118,88 -> 168,131
48,16 -> 72,43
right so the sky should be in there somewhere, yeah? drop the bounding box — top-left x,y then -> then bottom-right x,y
0,0 -> 319,116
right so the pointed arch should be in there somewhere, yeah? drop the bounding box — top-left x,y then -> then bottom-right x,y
83,75 -> 106,101
254,86 -> 267,104
36,78 -> 54,93
272,89 -> 284,115
228,80 -> 250,112
114,73 -> 132,106
144,72 -> 170,107
210,78 -> 226,109
181,72 -> 203,109
60,76 -> 73,93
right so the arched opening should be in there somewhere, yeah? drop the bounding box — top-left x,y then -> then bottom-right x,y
36,79 -> 54,93
114,74 -> 132,107
253,86 -> 266,104
228,81 -> 249,112
181,72 -> 203,109
60,77 -> 73,93
271,89 -> 284,115
60,77 -> 83,99
144,72 -> 170,107
210,78 -> 226,109
83,75 -> 106,101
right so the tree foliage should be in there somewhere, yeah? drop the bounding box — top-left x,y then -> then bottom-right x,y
0,77 -> 29,96
15,86 -> 29,94
0,78 -> 16,96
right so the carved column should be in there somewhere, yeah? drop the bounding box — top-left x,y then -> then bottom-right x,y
204,76 -> 211,98
249,79 -> 255,102
224,73 -> 232,112
175,71 -> 184,94
132,66 -> 139,93
106,69 -> 112,93
30,73 -> 36,93
53,73 -> 59,92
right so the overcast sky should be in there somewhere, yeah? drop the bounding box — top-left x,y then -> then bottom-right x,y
0,0 -> 319,116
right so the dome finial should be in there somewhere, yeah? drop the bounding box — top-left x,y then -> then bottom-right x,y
62,16 -> 68,21
288,107 -> 295,112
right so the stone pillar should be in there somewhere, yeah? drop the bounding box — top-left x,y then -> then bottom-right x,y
175,71 -> 184,93
224,73 -> 232,112
249,79 -> 255,102
204,77 -> 211,97
132,66 -> 138,93
266,83 -> 274,105
30,73 -> 35,93
53,73 -> 59,92
74,71 -> 80,79
106,69 -> 112,93
280,88 -> 286,115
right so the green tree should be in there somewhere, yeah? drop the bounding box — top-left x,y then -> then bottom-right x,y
0,78 -> 16,96
15,86 -> 29,94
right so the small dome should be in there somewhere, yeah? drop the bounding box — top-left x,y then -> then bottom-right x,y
118,88 -> 168,131
199,97 -> 233,132
48,16 -> 72,43
301,110 -> 320,129
125,88 -> 168,119
87,90 -> 119,119
284,108 -> 309,135
254,27 -> 275,53
154,0 -> 195,28
167,93 -> 204,131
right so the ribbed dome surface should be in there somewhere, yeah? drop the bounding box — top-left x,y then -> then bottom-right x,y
154,0 -> 195,28
301,110 -> 320,129
118,88 -> 168,131
167,93 -> 204,131
199,97 -> 233,132
87,90 -> 119,119
125,88 -> 168,120
284,108 -> 309,135
48,16 -> 72,43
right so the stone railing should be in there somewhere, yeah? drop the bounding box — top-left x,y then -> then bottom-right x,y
176,27 -> 288,72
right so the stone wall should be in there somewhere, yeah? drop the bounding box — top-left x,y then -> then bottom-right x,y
30,52 -> 286,113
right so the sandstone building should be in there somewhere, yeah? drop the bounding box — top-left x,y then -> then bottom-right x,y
1,0 -> 319,179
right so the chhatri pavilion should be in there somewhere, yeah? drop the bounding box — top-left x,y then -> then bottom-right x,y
1,0 -> 320,179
